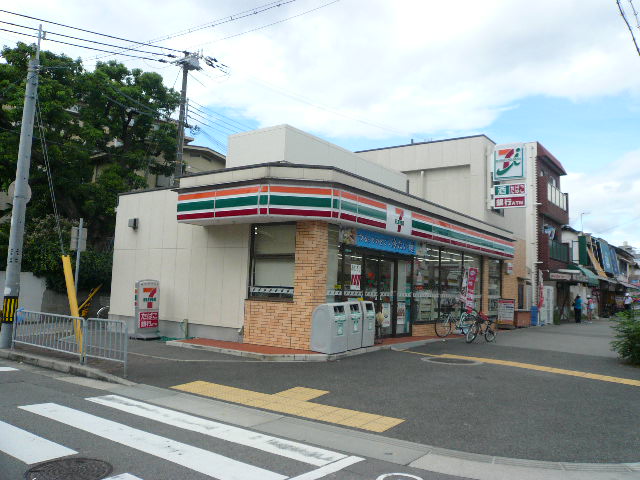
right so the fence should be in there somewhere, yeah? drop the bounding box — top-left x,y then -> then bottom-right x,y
12,310 -> 128,377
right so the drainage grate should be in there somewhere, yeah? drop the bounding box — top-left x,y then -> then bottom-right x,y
25,458 -> 113,480
422,357 -> 481,365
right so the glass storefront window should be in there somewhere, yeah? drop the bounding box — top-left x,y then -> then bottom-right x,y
488,259 -> 502,317
326,224 -> 341,302
342,249 -> 363,299
249,223 -> 296,299
413,245 -> 439,323
440,248 -> 463,316
463,253 -> 482,311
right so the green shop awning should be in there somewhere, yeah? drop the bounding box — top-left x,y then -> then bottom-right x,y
566,264 -> 600,286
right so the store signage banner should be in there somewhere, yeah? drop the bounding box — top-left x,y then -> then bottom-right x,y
497,299 -> 515,324
493,195 -> 526,208
356,229 -> 416,255
350,264 -> 361,290
465,267 -> 479,312
494,183 -> 526,196
386,205 -> 412,236
549,273 -> 571,280
135,279 -> 159,329
494,143 -> 525,180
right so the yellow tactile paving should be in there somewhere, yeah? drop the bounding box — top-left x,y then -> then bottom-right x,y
403,351 -> 640,387
274,386 -> 329,401
171,380 -> 405,432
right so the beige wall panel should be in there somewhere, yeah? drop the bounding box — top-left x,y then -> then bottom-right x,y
187,247 -> 207,324
110,249 -> 136,316
172,248 -> 192,322
218,247 -> 248,328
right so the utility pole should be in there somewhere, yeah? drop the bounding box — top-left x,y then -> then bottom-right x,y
0,26 -> 43,348
173,53 -> 200,186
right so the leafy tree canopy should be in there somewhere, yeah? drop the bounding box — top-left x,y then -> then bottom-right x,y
0,42 -> 180,289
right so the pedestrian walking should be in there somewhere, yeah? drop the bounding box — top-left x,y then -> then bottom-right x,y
624,293 -> 632,312
586,296 -> 595,323
573,295 -> 583,323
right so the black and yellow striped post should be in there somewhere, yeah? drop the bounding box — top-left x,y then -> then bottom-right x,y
3,296 -> 18,324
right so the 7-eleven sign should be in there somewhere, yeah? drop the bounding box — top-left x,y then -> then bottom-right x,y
386,205 -> 412,236
135,279 -> 159,330
494,143 -> 525,180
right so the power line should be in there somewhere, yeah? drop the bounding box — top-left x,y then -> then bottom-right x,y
188,103 -> 249,133
617,0 -> 640,56
188,109 -> 240,134
189,0 -> 340,48
0,20 -> 176,58
189,99 -> 254,131
0,9 -> 184,53
187,113 -> 234,137
0,27 -> 170,63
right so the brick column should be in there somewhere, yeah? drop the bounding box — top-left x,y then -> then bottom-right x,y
244,221 -> 328,349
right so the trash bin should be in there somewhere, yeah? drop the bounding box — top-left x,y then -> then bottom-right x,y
310,303 -> 348,354
530,306 -> 539,326
347,302 -> 363,350
360,301 -> 375,347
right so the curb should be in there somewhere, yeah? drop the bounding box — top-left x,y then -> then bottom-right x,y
165,338 -> 441,361
0,348 -> 134,386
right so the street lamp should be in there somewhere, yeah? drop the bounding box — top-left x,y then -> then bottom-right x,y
580,211 -> 590,234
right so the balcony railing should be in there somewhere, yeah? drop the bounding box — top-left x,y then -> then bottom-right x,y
547,183 -> 568,211
550,240 -> 569,262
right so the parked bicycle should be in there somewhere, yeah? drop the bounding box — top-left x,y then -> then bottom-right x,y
464,309 -> 497,343
435,302 -> 473,337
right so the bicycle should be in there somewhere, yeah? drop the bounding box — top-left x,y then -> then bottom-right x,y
465,309 -> 497,343
435,303 -> 474,337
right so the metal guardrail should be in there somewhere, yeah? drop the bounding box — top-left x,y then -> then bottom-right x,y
12,310 -> 128,377
84,317 -> 128,377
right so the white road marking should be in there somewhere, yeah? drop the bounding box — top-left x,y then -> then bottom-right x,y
87,394 -> 346,467
288,456 -> 364,480
20,403 -> 287,480
0,420 -> 77,464
0,367 -> 18,371
104,474 -> 144,480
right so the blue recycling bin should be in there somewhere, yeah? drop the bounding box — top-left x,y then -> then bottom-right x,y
530,306 -> 539,326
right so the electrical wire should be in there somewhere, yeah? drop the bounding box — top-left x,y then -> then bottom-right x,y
188,109 -> 240,134
187,105 -> 246,133
189,99 -> 254,131
186,113 -> 234,137
0,9 -> 184,53
0,27 -> 170,63
189,0 -> 340,48
35,96 -> 65,255
0,20 -> 176,58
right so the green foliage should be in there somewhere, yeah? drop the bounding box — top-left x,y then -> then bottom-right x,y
0,42 -> 180,289
611,311 -> 640,365
0,43 -> 179,243
0,215 -> 112,293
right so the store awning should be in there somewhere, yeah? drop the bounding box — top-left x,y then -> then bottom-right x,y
565,264 -> 600,286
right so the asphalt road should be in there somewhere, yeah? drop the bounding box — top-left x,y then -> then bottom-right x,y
117,320 -> 640,464
0,361 -> 467,480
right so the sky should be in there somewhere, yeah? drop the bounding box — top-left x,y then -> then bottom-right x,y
1,0 -> 640,249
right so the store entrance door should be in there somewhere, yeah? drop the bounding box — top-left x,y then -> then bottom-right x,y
362,254 -> 412,337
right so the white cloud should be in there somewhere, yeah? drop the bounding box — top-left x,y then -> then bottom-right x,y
5,0 -> 640,139
564,149 -> 640,250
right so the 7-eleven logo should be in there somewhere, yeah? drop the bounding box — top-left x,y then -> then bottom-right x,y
387,205 -> 411,235
494,144 -> 524,178
143,287 -> 157,309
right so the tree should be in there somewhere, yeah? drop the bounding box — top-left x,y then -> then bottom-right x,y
0,42 -> 180,289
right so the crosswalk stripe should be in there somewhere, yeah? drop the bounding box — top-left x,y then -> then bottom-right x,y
20,403 -> 287,480
87,395 -> 346,467
287,456 -> 364,480
0,420 -> 77,464
0,367 -> 18,372
104,474 -> 143,480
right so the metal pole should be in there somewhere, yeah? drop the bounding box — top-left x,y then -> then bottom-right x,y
0,26 -> 42,349
74,218 -> 83,292
173,60 -> 189,185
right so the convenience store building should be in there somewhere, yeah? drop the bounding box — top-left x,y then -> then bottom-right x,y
109,125 -> 516,349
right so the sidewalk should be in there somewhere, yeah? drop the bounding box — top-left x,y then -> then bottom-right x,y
166,334 -> 448,361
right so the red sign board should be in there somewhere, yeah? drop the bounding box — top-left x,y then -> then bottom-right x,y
494,195 -> 526,208
465,267 -> 479,312
138,311 -> 159,329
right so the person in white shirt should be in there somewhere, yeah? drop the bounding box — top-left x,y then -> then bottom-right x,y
624,293 -> 633,311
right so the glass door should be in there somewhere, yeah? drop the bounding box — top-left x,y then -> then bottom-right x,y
379,257 -> 395,337
396,258 -> 413,335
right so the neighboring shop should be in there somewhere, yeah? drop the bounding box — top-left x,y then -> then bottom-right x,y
110,125 -> 516,350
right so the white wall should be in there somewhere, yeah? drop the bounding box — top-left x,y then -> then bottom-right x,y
0,271 -> 46,311
111,189 -> 249,330
227,124 -> 408,192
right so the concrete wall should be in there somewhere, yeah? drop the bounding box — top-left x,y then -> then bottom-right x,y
110,188 -> 249,339
227,124 -> 408,192
0,272 -> 46,311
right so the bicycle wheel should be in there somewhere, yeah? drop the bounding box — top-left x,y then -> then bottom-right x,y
484,323 -> 496,342
458,312 -> 473,334
465,320 -> 479,343
435,314 -> 453,337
